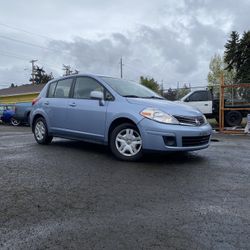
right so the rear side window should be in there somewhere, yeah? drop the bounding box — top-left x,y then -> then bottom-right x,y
73,77 -> 104,99
54,78 -> 73,98
47,81 -> 57,98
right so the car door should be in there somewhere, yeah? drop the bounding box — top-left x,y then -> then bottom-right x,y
185,91 -> 212,114
42,78 -> 74,133
66,76 -> 108,142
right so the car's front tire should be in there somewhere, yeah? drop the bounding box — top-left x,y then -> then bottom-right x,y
34,117 -> 53,145
110,123 -> 143,161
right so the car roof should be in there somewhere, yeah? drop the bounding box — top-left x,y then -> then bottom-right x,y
48,73 -> 118,83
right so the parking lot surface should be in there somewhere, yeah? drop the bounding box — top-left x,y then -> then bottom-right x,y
0,125 -> 250,250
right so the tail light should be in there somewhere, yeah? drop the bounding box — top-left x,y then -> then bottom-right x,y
32,97 -> 41,106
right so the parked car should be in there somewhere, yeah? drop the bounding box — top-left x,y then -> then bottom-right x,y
13,102 -> 32,125
30,74 -> 212,161
0,104 -> 20,125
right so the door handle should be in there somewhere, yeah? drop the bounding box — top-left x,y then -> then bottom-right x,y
44,101 -> 49,105
204,104 -> 208,106
69,103 -> 76,107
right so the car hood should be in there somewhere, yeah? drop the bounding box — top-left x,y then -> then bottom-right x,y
126,98 -> 202,117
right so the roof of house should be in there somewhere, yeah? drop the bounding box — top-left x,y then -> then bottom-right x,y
0,84 -> 46,96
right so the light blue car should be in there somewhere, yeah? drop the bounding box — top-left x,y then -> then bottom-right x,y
30,74 -> 212,161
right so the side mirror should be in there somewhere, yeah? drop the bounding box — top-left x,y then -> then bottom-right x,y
184,97 -> 189,102
90,91 -> 104,100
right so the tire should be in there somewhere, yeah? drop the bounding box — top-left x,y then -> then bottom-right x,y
27,112 -> 31,126
224,111 -> 243,127
10,118 -> 20,126
33,117 -> 53,145
110,123 -> 143,161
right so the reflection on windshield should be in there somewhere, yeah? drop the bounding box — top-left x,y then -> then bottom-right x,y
101,77 -> 164,99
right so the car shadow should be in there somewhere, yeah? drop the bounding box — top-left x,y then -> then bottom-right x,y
141,151 -> 206,165
50,138 -> 206,166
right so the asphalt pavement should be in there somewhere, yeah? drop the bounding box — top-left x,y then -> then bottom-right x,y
0,125 -> 249,250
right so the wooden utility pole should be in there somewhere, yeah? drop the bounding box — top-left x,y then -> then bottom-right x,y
219,73 -> 225,132
62,65 -> 72,76
30,59 -> 38,84
120,57 -> 123,79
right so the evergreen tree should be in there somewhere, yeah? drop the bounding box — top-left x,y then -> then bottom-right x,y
224,31 -> 240,72
237,31 -> 250,83
224,31 -> 250,101
237,31 -> 250,100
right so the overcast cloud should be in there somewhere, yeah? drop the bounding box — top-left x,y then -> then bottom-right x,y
0,0 -> 249,89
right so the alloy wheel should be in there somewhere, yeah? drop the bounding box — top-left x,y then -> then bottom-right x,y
115,128 -> 142,157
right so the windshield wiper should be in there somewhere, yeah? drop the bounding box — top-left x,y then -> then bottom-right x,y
123,95 -> 140,98
142,96 -> 165,100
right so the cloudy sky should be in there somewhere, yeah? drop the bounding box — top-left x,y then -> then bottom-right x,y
0,0 -> 249,89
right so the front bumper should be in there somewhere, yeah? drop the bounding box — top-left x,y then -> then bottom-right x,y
137,118 -> 212,152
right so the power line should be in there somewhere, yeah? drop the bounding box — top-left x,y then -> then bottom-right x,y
0,35 -> 60,53
0,50 -> 63,72
0,22 -> 53,41
0,51 -> 30,61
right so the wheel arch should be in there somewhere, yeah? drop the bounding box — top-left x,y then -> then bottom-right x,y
31,114 -> 45,132
107,117 -> 139,144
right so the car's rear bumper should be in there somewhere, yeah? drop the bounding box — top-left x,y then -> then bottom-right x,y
138,118 -> 212,152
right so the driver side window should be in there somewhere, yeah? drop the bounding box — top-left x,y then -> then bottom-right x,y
73,77 -> 104,99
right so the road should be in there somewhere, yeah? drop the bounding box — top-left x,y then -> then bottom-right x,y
0,125 -> 249,250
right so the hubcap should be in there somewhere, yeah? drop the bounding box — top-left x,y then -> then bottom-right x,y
35,121 -> 46,141
115,128 -> 142,157
11,118 -> 20,126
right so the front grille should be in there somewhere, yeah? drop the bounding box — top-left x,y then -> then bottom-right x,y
182,135 -> 210,147
173,115 -> 205,126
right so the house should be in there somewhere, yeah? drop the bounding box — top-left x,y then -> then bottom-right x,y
0,84 -> 45,104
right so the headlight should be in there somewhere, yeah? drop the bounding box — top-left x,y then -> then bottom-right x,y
140,108 -> 180,125
202,115 -> 208,124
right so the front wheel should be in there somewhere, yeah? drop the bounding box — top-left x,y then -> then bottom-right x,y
110,123 -> 143,161
34,117 -> 53,145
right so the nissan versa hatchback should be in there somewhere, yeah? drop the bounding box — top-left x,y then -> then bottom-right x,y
30,74 -> 212,161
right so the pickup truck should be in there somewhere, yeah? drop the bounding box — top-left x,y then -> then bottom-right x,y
178,90 -> 250,127
12,102 -> 32,125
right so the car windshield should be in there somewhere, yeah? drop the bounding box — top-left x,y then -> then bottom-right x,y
101,77 -> 164,99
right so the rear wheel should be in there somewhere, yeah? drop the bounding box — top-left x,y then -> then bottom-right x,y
110,123 -> 143,161
34,117 -> 53,144
10,118 -> 20,126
